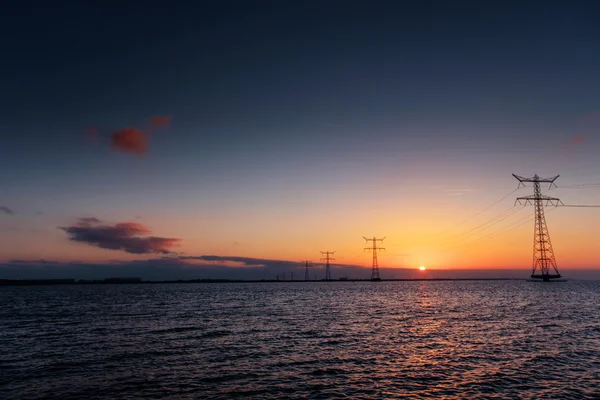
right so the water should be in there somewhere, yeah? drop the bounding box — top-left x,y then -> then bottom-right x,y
1,281 -> 599,399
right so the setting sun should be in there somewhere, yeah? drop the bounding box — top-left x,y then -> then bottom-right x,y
419,266 -> 426,271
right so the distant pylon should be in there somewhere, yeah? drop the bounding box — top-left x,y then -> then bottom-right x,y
513,174 -> 563,281
363,236 -> 385,281
320,251 -> 335,281
301,260 -> 313,281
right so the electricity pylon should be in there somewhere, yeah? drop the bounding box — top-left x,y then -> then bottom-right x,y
320,251 -> 335,281
513,174 -> 563,281
301,260 -> 313,281
363,236 -> 385,281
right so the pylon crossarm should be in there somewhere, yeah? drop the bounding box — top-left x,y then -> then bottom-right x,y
512,173 -> 560,183
516,194 -> 562,206
517,199 -> 562,206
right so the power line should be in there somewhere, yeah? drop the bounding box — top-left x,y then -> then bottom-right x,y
432,175 -> 597,254
434,205 -> 523,250
460,209 -> 539,248
558,183 -> 600,188
452,187 -> 521,228
455,205 -> 521,238
438,207 -> 531,251
419,188 -> 521,247
561,204 -> 600,208
436,178 -> 566,260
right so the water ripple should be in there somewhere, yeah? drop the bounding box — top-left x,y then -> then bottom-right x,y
1,281 -> 599,399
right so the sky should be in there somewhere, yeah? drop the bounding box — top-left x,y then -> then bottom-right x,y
2,1 -> 600,280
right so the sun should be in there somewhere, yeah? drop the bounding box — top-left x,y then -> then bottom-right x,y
419,266 -> 426,271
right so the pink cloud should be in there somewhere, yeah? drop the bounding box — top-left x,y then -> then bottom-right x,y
571,135 -> 585,145
110,128 -> 148,155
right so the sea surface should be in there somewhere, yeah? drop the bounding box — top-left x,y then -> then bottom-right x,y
1,281 -> 599,399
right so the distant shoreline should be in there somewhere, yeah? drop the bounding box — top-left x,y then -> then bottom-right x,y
0,278 -> 526,286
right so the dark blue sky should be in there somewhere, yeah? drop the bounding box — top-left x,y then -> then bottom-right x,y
2,1 -> 600,277
3,1 -> 599,142
2,2 -> 598,177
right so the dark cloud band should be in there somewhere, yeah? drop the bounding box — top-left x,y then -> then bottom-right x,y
60,218 -> 179,254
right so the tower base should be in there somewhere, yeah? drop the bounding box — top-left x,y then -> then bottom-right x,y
530,274 -> 562,281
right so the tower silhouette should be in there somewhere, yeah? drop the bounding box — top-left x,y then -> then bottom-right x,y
363,236 -> 385,281
320,251 -> 335,281
513,174 -> 563,281
301,260 -> 313,281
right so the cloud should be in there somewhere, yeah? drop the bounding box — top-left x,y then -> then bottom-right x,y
8,259 -> 62,265
7,256 -> 596,281
571,135 -> 585,145
181,255 -> 297,269
149,115 -> 172,128
110,128 -> 148,155
0,255 -> 340,280
182,259 -> 265,268
1,206 -> 14,215
87,114 -> 171,157
60,218 -> 180,254
79,217 -> 102,224
445,188 -> 473,196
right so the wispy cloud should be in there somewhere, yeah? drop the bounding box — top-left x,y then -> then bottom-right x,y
0,206 -> 14,215
149,115 -> 172,129
180,255 -> 296,269
60,218 -> 180,254
79,217 -> 102,224
445,188 -> 474,196
571,134 -> 585,145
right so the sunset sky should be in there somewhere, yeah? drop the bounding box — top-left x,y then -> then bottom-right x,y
2,2 -> 600,279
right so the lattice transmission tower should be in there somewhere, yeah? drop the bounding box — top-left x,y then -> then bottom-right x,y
320,251 -> 335,281
301,260 -> 313,281
363,236 -> 385,281
513,174 -> 563,281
